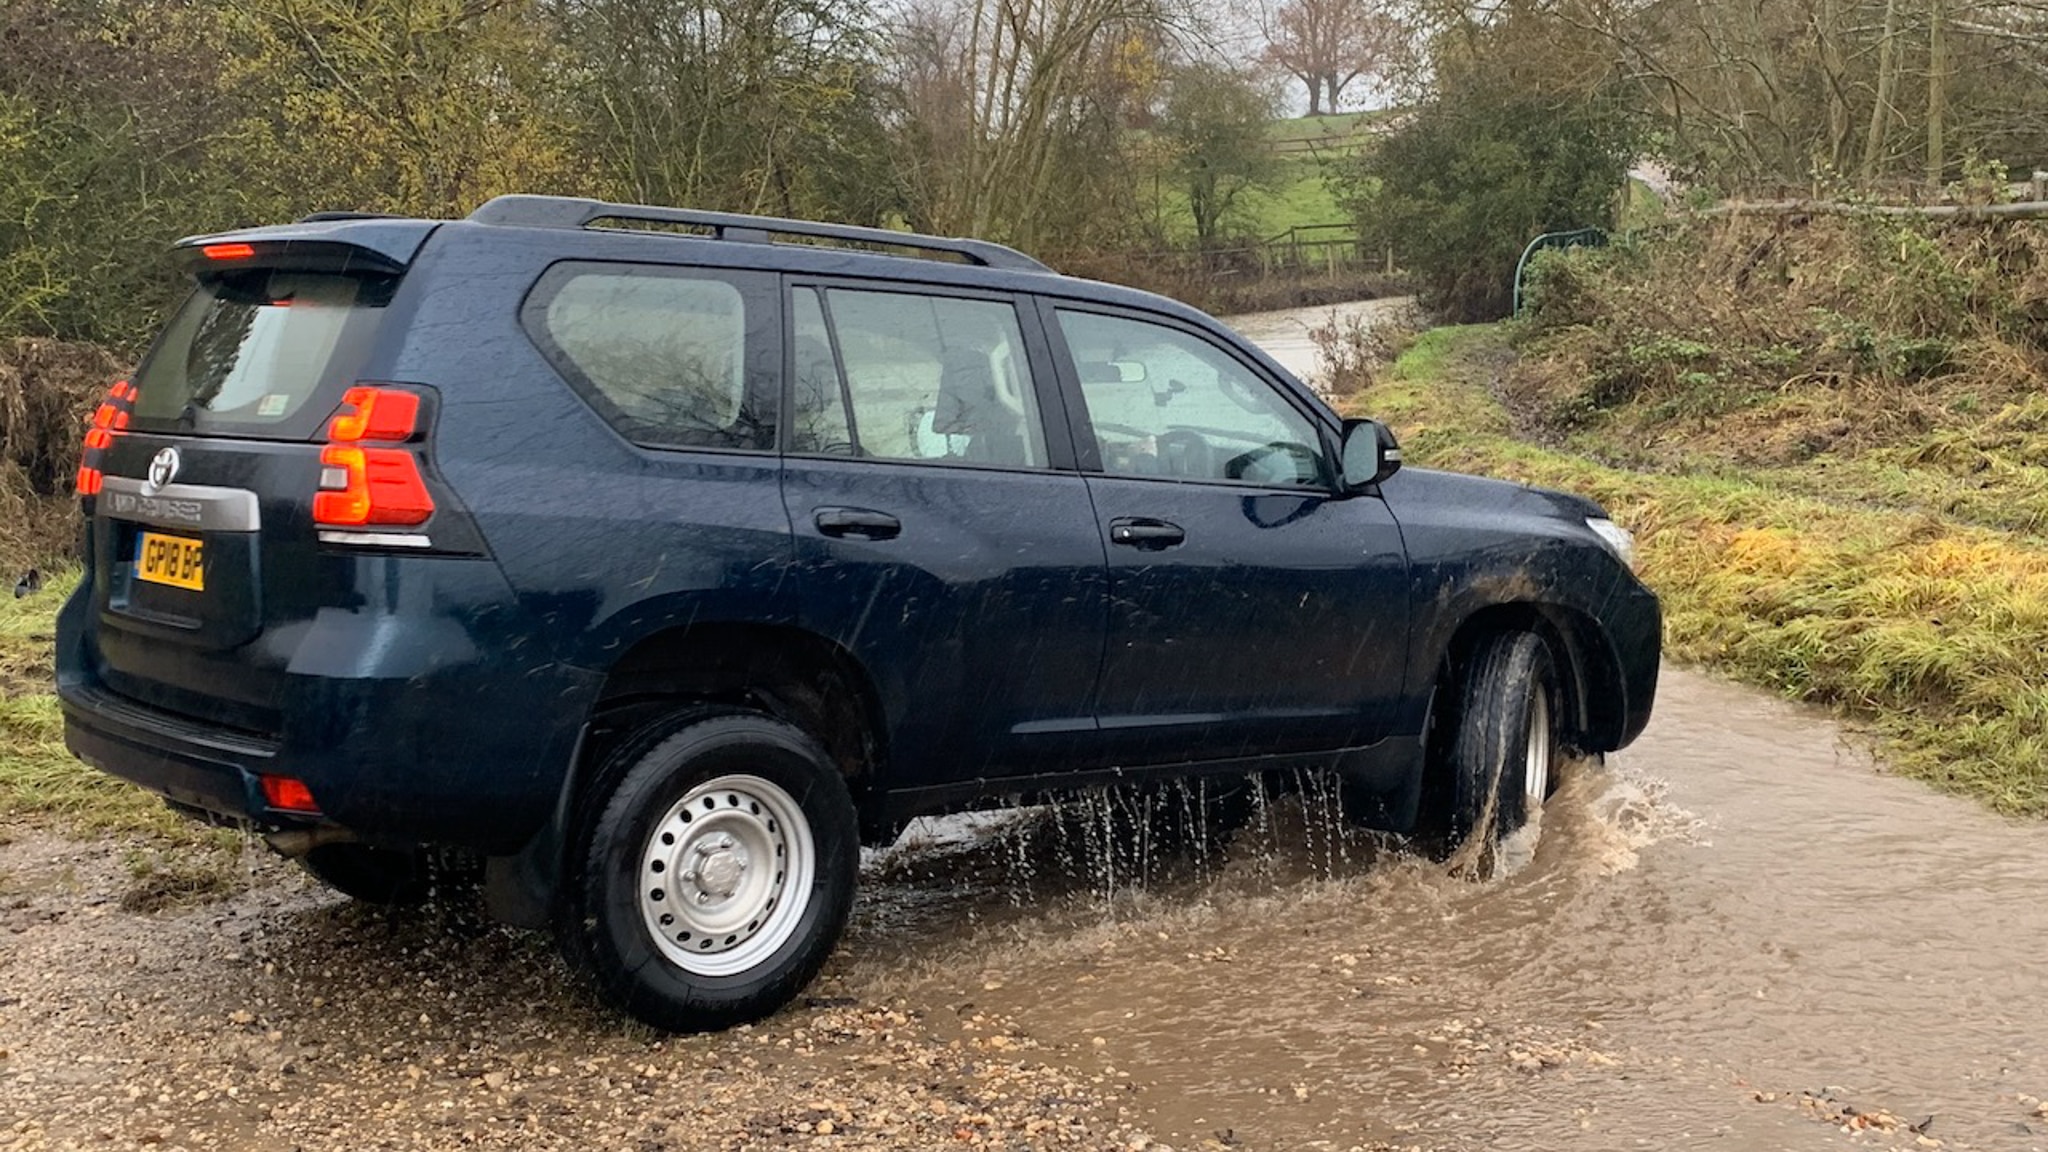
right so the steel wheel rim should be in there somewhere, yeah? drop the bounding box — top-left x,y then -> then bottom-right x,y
638,773 -> 815,977
1524,683 -> 1552,804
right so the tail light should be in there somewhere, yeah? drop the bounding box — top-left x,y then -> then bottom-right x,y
259,774 -> 322,815
313,385 -> 436,530
75,380 -> 137,497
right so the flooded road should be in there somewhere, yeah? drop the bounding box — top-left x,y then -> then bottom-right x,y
8,668 -> 2041,1150
877,668 -> 2048,1150
1224,298 -> 1409,384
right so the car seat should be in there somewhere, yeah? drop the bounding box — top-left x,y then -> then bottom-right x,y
933,347 -> 1027,466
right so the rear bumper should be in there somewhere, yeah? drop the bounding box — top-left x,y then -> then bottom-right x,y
61,678 -> 283,827
56,577 -> 602,854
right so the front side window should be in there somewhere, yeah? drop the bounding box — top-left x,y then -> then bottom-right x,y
1056,310 -> 1328,487
789,288 -> 1049,469
526,265 -> 772,450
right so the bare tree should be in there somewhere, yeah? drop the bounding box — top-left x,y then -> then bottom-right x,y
550,0 -> 899,223
885,0 -> 1178,248
1259,0 -> 1393,115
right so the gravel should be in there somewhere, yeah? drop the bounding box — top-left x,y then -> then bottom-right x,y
0,830 -> 1174,1152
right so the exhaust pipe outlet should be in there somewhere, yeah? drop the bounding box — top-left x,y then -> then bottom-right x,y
265,827 -> 359,858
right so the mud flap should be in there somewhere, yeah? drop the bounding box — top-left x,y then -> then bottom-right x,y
483,722 -> 591,929
1333,731 -> 1428,831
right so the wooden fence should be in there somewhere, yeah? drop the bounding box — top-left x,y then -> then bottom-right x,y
1706,197 -> 2048,221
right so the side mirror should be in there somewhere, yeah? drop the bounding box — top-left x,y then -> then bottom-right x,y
1340,418 -> 1402,490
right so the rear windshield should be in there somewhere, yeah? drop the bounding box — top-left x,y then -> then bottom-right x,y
132,269 -> 397,438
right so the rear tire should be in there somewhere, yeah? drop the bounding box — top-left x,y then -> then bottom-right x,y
559,709 -> 859,1033
1447,632 -> 1559,853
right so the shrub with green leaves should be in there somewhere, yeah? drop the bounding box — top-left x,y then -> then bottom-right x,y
1334,80 -> 1636,322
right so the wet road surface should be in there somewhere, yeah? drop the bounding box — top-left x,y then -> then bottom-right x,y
5,303 -> 2045,1149
1223,299 -> 1407,384
891,667 -> 2048,1150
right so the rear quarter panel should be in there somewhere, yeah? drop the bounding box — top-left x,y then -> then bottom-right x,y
388,226 -> 802,667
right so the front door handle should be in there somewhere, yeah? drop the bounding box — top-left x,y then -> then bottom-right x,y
1108,517 -> 1186,550
814,507 -> 902,541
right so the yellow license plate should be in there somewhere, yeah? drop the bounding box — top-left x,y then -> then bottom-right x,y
136,532 -> 204,591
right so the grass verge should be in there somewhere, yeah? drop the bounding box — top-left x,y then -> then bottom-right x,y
2,572 -> 244,861
1356,325 -> 2048,817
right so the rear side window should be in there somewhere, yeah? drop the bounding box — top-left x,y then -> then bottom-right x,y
789,287 -> 1049,469
132,270 -> 395,438
524,264 -> 776,451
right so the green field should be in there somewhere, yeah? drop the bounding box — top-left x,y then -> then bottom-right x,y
1142,157 -> 1347,244
1264,110 -> 1392,147
1143,112 -> 1388,246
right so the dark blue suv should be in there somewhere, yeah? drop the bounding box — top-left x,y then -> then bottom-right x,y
57,195 -> 1660,1031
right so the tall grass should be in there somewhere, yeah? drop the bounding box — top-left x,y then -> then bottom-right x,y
1351,325 -> 2048,816
0,571 -> 227,839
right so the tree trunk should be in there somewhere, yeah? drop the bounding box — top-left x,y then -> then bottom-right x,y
1925,0 -> 1948,188
1190,170 -> 1217,247
1860,0 -> 1900,180
1327,72 -> 1351,112
1816,0 -> 1851,170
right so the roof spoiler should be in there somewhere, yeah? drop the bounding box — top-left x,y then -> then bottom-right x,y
173,218 -> 438,275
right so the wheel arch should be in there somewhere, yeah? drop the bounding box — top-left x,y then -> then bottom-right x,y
581,621 -> 888,799
1435,600 -> 1630,755
483,621 -> 890,929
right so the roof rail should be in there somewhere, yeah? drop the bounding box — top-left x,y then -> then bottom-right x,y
297,210 -> 411,223
466,195 -> 1052,273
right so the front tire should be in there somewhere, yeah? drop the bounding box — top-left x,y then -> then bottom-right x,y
1447,632 -> 1560,853
559,710 -> 859,1032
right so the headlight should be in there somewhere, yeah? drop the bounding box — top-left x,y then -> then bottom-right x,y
1587,517 -> 1637,570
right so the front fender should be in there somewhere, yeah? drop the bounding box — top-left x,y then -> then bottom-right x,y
1382,468 -> 1661,750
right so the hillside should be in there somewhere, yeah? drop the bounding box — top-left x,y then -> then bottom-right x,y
1142,111 -> 1389,245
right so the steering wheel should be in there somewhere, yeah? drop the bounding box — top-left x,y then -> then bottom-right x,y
1225,441 -> 1318,485
1154,429 -> 1214,478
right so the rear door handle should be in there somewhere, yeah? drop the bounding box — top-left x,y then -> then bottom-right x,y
813,507 -> 902,541
1108,517 -> 1185,550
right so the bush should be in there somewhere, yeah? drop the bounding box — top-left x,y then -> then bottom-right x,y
1336,83 -> 1635,322
1510,213 -> 2048,483
0,338 -> 119,573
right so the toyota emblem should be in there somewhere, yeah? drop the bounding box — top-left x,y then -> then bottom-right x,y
142,447 -> 181,496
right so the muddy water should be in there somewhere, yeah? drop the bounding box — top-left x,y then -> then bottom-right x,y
849,668 -> 2048,1150
1223,298 -> 1410,385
